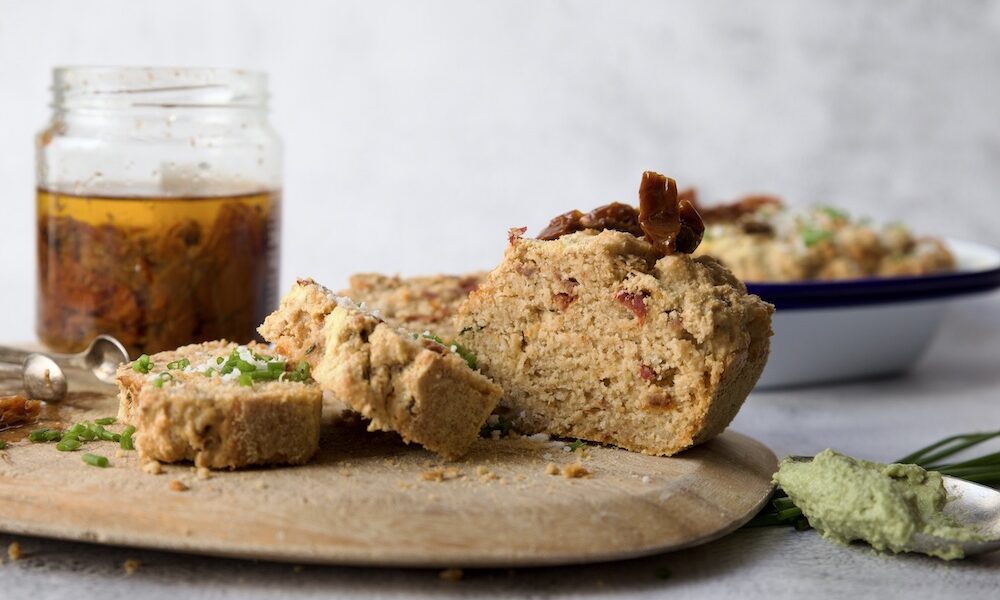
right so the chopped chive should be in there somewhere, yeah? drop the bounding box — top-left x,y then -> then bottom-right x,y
567,439 -> 586,451
82,453 -> 109,468
238,372 -> 253,386
132,354 -> 153,374
0,440 -> 7,450
56,438 -> 82,452
232,358 -> 256,372
216,356 -> 224,365
267,361 -> 286,374
29,428 -> 51,442
203,367 -> 215,377
29,428 -> 63,443
152,372 -> 173,388
66,423 -> 87,436
120,425 -> 136,451
284,361 -> 313,383
97,428 -> 118,442
166,358 -> 191,370
94,417 -> 116,426
418,332 -> 478,370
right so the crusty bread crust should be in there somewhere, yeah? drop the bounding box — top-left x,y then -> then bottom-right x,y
455,229 -> 773,456
260,280 -> 502,459
116,340 -> 323,469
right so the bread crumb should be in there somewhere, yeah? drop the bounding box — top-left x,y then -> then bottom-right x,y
398,481 -> 413,490
339,468 -> 351,477
420,467 -> 462,482
123,558 -> 141,575
544,463 -> 560,476
562,463 -> 590,478
476,465 -> 498,481
641,475 -> 651,484
439,568 -> 463,581
196,467 -> 211,480
115,449 -> 128,458
7,542 -> 21,561
141,460 -> 162,475
254,479 -> 268,490
169,479 -> 189,492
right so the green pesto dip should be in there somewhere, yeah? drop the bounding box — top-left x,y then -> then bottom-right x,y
774,449 -> 984,560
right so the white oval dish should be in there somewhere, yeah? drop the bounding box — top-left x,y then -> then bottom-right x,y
749,239 -> 1000,388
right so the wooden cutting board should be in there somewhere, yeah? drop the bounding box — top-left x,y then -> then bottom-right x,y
0,374 -> 776,568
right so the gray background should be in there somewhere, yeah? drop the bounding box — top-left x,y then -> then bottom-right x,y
1,2 -> 999,597
1,0 -> 999,339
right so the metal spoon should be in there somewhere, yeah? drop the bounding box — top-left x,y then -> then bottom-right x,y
0,335 -> 130,401
918,476 -> 1000,557
786,456 -> 1000,557
21,353 -> 68,402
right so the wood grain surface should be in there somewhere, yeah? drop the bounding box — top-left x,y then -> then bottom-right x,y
0,373 -> 776,568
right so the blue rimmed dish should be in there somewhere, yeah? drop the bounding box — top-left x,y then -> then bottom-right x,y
749,239 -> 1000,388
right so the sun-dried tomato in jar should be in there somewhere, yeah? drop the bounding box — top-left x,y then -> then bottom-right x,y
36,68 -> 282,356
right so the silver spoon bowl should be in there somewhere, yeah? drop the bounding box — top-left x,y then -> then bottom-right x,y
919,476 -> 1000,557
21,353 -> 68,402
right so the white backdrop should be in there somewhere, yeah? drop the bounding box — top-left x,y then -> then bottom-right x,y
1,0 -> 999,341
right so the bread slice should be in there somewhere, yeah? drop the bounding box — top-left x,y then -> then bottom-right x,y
455,229 -> 773,456
116,340 -> 323,469
259,279 -> 503,459
342,272 -> 486,339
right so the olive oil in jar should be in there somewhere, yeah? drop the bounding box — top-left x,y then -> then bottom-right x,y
36,189 -> 280,356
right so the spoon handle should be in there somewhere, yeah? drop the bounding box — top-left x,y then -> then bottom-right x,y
0,346 -> 33,365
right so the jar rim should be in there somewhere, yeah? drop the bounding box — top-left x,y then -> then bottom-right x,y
52,66 -> 269,109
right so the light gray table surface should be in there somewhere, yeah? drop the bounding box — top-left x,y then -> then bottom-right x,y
1,294 -> 998,599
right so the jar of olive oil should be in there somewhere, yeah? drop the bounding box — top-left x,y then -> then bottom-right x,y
36,67 -> 282,356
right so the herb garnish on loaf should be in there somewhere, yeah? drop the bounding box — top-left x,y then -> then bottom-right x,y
116,340 -> 323,469
455,172 -> 773,456
259,279 -> 503,459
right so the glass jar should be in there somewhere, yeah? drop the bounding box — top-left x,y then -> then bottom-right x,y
36,67 -> 282,356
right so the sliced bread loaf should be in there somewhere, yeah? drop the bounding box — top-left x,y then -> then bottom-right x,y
259,279 -> 502,459
116,340 -> 323,469
454,227 -> 773,456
